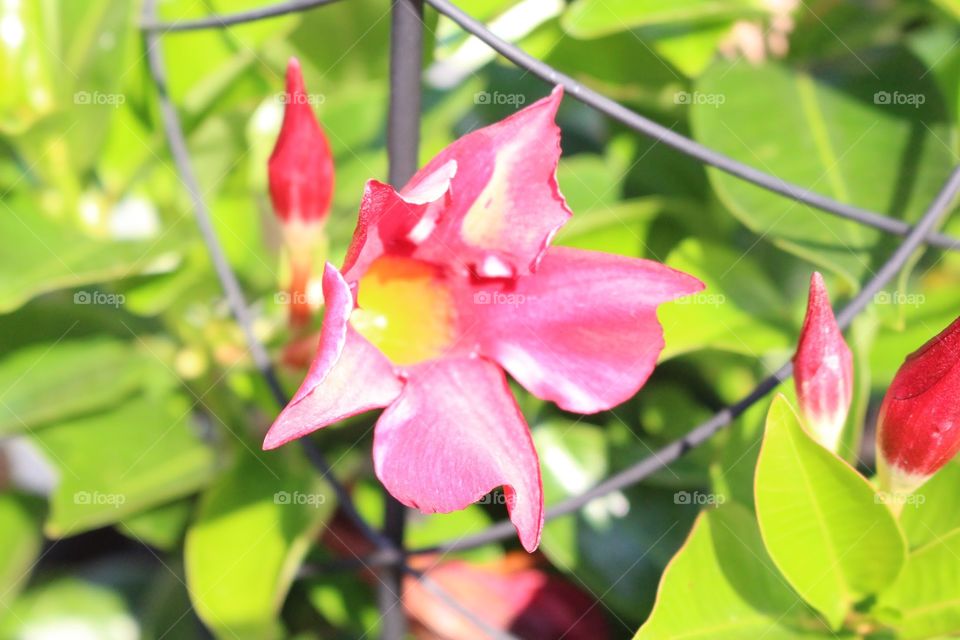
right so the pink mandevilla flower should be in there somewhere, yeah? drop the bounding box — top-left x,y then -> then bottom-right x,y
262,86 -> 704,551
792,272 -> 853,453
268,57 -> 335,327
877,315 -> 960,497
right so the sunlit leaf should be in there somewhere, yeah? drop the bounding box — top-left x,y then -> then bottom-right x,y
0,339 -> 166,435
692,49 -> 954,288
755,395 -> 906,628
635,503 -> 822,639
0,204 -> 181,313
118,499 -> 193,551
660,238 -> 793,358
898,461 -> 960,549
35,394 -> 217,537
0,575 -> 141,639
0,493 -> 44,608
876,527 -> 960,639
185,446 -> 331,639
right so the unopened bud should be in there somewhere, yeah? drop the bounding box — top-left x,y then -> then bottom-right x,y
877,315 -> 960,498
792,272 -> 853,452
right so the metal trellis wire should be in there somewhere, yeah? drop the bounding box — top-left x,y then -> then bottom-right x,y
140,0 -> 960,638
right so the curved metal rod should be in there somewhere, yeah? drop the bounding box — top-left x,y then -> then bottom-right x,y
378,0 -> 425,636
140,0 -> 345,33
424,0 -> 960,252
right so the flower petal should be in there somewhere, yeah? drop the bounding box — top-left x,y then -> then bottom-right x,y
466,247 -> 704,414
341,161 -> 457,282
343,87 -> 569,281
410,86 -> 570,277
263,263 -> 402,450
372,357 -> 543,552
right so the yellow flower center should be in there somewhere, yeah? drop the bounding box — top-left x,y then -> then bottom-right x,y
350,256 -> 457,366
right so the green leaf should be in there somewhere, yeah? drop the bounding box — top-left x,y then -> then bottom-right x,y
557,153 -> 625,213
5,0 -> 136,208
639,384 -> 714,440
97,96 -> 159,196
0,204 -> 181,313
210,192 -> 273,290
555,198 -> 660,258
0,576 -> 140,639
644,22 -> 733,78
120,253 -> 212,317
660,238 -> 794,358
908,23 -> 960,123
870,285 -> 960,387
534,420 -> 695,620
185,447 -> 332,639
635,503 -> 822,639
532,22 -> 686,107
141,564 -> 204,640
898,462 -> 960,550
0,493 -> 44,608
559,0 -> 762,78
34,394 -> 217,537
692,49 -> 954,288
307,573 -> 379,636
0,339 -> 162,435
754,395 -> 906,628
876,528 -> 960,639
286,0 -> 392,86
931,0 -> 960,20
157,0 -> 299,119
118,499 -> 193,551
0,0 -> 57,135
563,0 -> 764,38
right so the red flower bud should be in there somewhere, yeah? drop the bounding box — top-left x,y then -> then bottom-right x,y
268,58 -> 334,328
267,57 -> 334,227
792,272 -> 853,452
877,315 -> 960,497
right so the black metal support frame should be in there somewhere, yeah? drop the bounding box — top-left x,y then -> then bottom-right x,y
140,0 -> 960,637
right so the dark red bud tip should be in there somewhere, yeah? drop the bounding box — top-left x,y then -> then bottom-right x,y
792,272 -> 853,452
268,57 -> 335,226
878,314 -> 960,494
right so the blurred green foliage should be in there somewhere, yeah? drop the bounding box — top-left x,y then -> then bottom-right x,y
2,0 -> 960,638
